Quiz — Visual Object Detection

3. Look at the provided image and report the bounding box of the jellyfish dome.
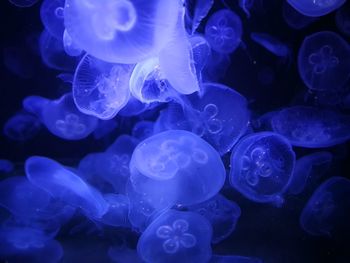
[64,0,180,63]
[129,130,226,206]
[229,132,295,203]
[287,0,346,17]
[298,31,350,92]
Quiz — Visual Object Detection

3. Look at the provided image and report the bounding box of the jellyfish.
[118,96,158,117]
[282,1,318,30]
[40,0,65,40]
[22,95,50,116]
[132,120,155,141]
[129,130,226,206]
[204,9,242,54]
[64,0,179,63]
[25,156,109,219]
[287,0,346,17]
[73,54,133,120]
[98,194,130,227]
[0,159,14,173]
[210,254,263,263]
[298,31,350,92]
[8,0,39,8]
[335,2,350,37]
[269,106,350,148]
[288,152,332,195]
[300,177,350,238]
[229,132,295,204]
[187,194,241,244]
[3,112,41,141]
[63,30,83,57]
[189,34,212,82]
[137,210,212,263]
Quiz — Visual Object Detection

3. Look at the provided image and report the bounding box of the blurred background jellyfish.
[64,0,180,63]
[335,1,350,37]
[3,112,41,141]
[282,1,318,30]
[137,210,212,263]
[300,177,350,239]
[204,9,242,54]
[298,31,350,92]
[229,132,295,204]
[0,159,14,174]
[40,0,65,40]
[73,54,133,120]
[287,0,346,17]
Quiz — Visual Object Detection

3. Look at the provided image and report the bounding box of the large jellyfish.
[287,0,345,17]
[137,210,212,263]
[73,54,133,120]
[64,0,179,63]
[129,130,226,207]
[268,106,350,148]
[229,132,295,204]
[300,177,350,239]
[298,31,350,91]
[204,9,242,54]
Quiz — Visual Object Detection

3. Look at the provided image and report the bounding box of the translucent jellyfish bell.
[287,0,346,17]
[40,0,65,40]
[130,130,226,206]
[283,1,318,30]
[73,54,133,120]
[298,31,350,91]
[204,9,242,54]
[64,0,179,63]
[137,210,212,263]
[3,112,41,141]
[229,132,295,204]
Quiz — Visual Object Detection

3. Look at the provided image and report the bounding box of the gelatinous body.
[0,159,14,173]
[137,210,212,263]
[287,0,345,17]
[63,30,83,57]
[40,0,65,40]
[250,32,290,57]
[130,130,226,206]
[269,106,350,148]
[205,9,242,54]
[229,132,295,203]
[99,194,130,227]
[298,31,350,91]
[300,177,350,238]
[283,1,318,29]
[73,54,133,119]
[64,0,179,63]
[3,112,41,141]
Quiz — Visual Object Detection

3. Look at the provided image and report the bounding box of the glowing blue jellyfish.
[269,106,350,148]
[288,152,332,195]
[210,254,263,263]
[287,0,345,17]
[25,156,109,219]
[0,159,14,173]
[98,194,130,227]
[298,31,350,91]
[188,194,241,244]
[283,1,318,30]
[8,0,39,8]
[229,132,295,204]
[40,0,65,40]
[204,9,242,54]
[129,130,226,206]
[73,54,133,120]
[250,32,291,58]
[63,30,83,57]
[335,2,350,37]
[64,0,179,63]
[300,177,350,237]
[137,210,212,263]
[23,95,49,116]
[3,112,41,141]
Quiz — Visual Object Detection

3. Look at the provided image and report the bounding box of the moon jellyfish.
[335,2,350,37]
[64,0,179,63]
[0,159,14,173]
[25,156,109,219]
[283,1,318,30]
[288,152,332,195]
[287,0,346,17]
[98,194,130,227]
[63,30,83,57]
[40,0,65,40]
[300,177,350,238]
[229,132,295,204]
[129,130,226,206]
[210,254,263,263]
[250,32,290,58]
[8,0,39,8]
[298,31,350,91]
[204,9,242,54]
[73,54,133,120]
[269,106,350,148]
[38,93,98,140]
[137,210,212,263]
[187,194,241,244]
[3,112,41,141]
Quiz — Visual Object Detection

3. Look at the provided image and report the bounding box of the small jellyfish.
[187,194,241,244]
[137,210,212,263]
[229,132,295,204]
[287,0,346,17]
[250,32,291,59]
[298,31,350,92]
[210,254,263,263]
[300,177,350,238]
[64,0,179,63]
[0,159,14,173]
[73,54,133,120]
[283,1,318,30]
[3,112,41,141]
[25,156,109,219]
[130,130,226,206]
[335,2,350,37]
[8,0,39,8]
[205,9,242,54]
[40,0,65,40]
[269,106,350,148]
